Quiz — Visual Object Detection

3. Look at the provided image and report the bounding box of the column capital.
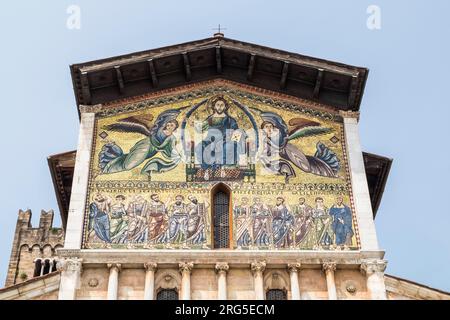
[339,110,360,121]
[322,261,337,273]
[215,262,230,274]
[360,259,387,275]
[79,104,103,114]
[287,263,302,273]
[56,257,83,273]
[107,263,122,272]
[144,262,158,272]
[251,261,266,274]
[179,262,194,274]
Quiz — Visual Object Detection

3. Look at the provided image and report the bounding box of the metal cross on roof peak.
[213,24,226,37]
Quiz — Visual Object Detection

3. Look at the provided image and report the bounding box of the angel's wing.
[149,109,181,136]
[287,118,332,141]
[103,115,154,136]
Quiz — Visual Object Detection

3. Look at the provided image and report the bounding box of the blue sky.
[0,0,449,292]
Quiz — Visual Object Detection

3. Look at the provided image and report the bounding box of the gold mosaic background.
[83,84,359,250]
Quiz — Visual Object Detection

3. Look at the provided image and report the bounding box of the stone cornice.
[56,249,385,268]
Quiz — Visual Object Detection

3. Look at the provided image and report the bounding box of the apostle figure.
[157,195,188,245]
[125,195,149,243]
[251,197,272,247]
[234,197,252,248]
[109,195,128,243]
[329,196,354,246]
[88,193,111,243]
[147,194,167,243]
[271,197,295,248]
[185,195,207,245]
[197,95,242,170]
[313,197,334,247]
[293,197,313,246]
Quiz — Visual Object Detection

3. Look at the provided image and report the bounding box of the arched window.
[157,289,179,300]
[266,289,287,300]
[212,184,231,249]
[33,259,42,277]
[42,259,51,275]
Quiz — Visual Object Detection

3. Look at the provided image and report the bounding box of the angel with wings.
[98,109,182,176]
[258,112,340,182]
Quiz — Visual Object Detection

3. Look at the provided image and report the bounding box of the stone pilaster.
[107,263,122,300]
[57,257,83,300]
[215,263,229,300]
[361,259,388,300]
[251,261,266,300]
[287,263,301,300]
[322,262,337,300]
[179,262,194,300]
[144,263,158,300]
[64,111,96,249]
[341,111,380,251]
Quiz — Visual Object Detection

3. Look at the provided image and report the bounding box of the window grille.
[266,289,287,300]
[157,289,179,300]
[213,190,230,248]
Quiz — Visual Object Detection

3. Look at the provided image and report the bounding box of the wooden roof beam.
[114,66,125,94]
[280,61,289,89]
[313,68,324,99]
[247,54,256,81]
[216,46,222,74]
[347,75,359,108]
[147,59,158,88]
[182,52,192,81]
[80,71,92,104]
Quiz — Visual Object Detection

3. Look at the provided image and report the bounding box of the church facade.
[1,35,449,300]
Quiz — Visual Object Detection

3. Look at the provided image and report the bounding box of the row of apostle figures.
[88,193,208,248]
[88,192,354,249]
[234,196,354,249]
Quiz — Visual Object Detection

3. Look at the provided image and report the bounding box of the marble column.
[323,262,337,300]
[57,258,83,300]
[107,263,121,300]
[251,261,266,300]
[179,262,194,300]
[287,263,301,300]
[361,259,388,300]
[215,263,229,300]
[144,263,158,300]
[40,260,45,276]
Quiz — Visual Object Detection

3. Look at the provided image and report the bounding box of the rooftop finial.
[213,24,226,38]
